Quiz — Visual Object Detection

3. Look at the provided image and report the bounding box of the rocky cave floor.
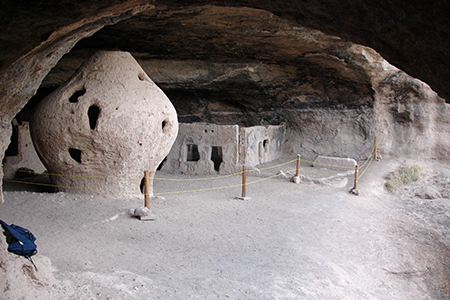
[1,156,450,300]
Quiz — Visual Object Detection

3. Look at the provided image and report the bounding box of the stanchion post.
[242,165,247,198]
[353,165,359,190]
[350,165,359,195]
[144,170,150,210]
[295,154,301,177]
[373,137,378,160]
[236,165,250,200]
[134,170,155,221]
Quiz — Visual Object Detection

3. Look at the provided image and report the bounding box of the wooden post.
[373,136,378,160]
[144,171,150,210]
[353,165,359,191]
[295,154,301,177]
[242,165,247,198]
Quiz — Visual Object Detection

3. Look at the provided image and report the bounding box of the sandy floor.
[1,157,450,299]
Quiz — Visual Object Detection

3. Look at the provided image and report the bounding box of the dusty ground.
[1,156,450,299]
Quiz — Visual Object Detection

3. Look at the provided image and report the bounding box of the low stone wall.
[239,125,285,166]
[313,155,357,170]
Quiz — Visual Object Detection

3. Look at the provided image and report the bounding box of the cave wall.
[374,72,450,161]
[0,1,449,203]
[40,49,449,164]
[1,2,450,297]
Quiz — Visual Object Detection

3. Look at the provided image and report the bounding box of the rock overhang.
[1,1,449,102]
[0,1,448,206]
[39,5,378,119]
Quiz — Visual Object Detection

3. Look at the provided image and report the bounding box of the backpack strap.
[26,256,38,271]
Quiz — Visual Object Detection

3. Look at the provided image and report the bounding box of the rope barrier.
[359,144,376,169]
[3,178,143,196]
[3,157,298,182]
[358,152,374,179]
[3,137,378,196]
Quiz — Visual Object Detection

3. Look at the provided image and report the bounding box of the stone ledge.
[313,156,357,170]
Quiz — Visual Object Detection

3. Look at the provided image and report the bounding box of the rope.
[3,179,143,196]
[4,157,298,182]
[359,144,376,169]
[4,168,293,197]
[3,138,378,194]
[358,152,374,179]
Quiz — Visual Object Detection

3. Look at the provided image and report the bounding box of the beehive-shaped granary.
[30,51,178,197]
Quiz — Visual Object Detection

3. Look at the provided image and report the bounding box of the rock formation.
[0,2,449,298]
[30,51,178,197]
[0,2,448,201]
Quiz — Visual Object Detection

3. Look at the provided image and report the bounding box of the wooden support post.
[295,154,301,177]
[242,165,247,198]
[373,136,378,160]
[144,171,150,210]
[353,165,359,190]
[350,165,359,195]
[235,165,251,200]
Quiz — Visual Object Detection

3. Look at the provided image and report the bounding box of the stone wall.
[161,123,285,175]
[239,125,285,166]
[161,123,240,175]
[2,120,46,179]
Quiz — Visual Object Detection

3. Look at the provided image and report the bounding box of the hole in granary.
[211,146,223,172]
[263,139,269,151]
[88,105,100,130]
[140,177,145,193]
[69,148,82,163]
[138,177,152,194]
[162,119,167,132]
[138,73,145,81]
[187,144,200,162]
[69,88,86,103]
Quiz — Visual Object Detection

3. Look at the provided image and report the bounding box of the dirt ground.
[1,156,450,300]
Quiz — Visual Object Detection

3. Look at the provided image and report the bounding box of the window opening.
[88,105,100,130]
[211,146,223,172]
[263,139,269,151]
[69,88,86,103]
[69,148,82,163]
[187,144,200,161]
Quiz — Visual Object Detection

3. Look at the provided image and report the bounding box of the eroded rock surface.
[32,6,449,163]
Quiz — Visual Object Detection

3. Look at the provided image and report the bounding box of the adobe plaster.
[30,51,178,197]
[162,123,285,175]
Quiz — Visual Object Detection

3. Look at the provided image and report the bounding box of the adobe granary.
[29,51,178,197]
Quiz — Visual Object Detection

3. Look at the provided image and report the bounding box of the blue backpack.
[0,219,38,270]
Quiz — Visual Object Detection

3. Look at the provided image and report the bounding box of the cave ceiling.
[38,5,378,125]
[1,0,450,123]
